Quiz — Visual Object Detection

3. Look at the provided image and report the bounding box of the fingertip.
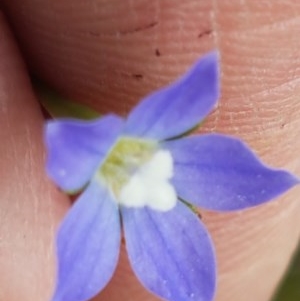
[0,14,69,301]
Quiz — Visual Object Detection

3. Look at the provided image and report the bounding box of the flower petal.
[124,51,219,140]
[45,115,124,191]
[164,134,299,211]
[51,181,121,301]
[122,201,216,301]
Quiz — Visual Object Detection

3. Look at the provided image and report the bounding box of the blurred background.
[272,244,300,301]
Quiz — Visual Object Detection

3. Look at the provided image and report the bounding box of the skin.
[0,1,299,301]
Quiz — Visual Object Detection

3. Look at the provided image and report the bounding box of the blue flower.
[45,52,299,301]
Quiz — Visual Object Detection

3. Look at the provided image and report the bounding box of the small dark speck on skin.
[132,74,143,80]
[89,31,100,36]
[88,21,158,37]
[155,49,161,56]
[120,21,158,35]
[198,29,212,39]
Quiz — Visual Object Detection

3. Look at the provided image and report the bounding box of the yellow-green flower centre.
[99,137,157,196]
[98,137,177,211]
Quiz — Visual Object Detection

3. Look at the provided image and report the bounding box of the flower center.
[98,137,177,211]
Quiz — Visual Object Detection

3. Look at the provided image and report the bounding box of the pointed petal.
[124,52,219,140]
[165,134,299,211]
[122,202,216,301]
[45,115,123,191]
[52,181,121,301]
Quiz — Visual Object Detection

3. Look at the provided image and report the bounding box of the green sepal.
[179,197,202,219]
[164,121,205,142]
[34,79,99,119]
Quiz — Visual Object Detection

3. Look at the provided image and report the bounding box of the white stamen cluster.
[99,137,177,212]
[119,150,177,211]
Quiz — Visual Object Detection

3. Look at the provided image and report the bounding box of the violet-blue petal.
[122,201,216,301]
[45,115,123,191]
[51,181,121,301]
[164,134,299,211]
[124,51,219,140]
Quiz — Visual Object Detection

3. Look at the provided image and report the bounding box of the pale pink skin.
[0,1,300,301]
